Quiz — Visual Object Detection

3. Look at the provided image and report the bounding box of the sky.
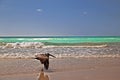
[0,0,120,36]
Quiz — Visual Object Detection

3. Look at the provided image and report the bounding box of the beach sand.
[0,57,120,80]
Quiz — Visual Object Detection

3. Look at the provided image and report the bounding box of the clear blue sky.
[0,0,120,36]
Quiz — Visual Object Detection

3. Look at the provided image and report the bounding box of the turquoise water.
[0,36,120,44]
[0,36,120,58]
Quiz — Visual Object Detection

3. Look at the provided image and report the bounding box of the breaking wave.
[0,42,44,49]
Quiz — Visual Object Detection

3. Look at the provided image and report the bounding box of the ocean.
[0,36,120,43]
[0,36,120,58]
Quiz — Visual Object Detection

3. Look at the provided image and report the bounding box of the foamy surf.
[44,44,107,48]
[0,43,120,59]
[0,42,44,49]
[0,42,108,49]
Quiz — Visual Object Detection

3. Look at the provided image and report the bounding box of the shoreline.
[43,44,107,48]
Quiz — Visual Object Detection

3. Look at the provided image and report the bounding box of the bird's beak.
[49,54,56,58]
[34,57,38,59]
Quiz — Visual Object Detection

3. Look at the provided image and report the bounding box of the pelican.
[35,53,56,70]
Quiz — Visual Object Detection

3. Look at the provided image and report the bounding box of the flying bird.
[35,53,56,70]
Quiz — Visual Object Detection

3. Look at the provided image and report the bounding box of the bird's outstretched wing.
[44,59,49,70]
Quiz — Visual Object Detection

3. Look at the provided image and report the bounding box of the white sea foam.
[1,42,44,49]
[17,38,25,40]
[0,53,120,59]
[33,38,50,40]
[0,53,34,59]
[44,44,107,48]
[0,43,120,59]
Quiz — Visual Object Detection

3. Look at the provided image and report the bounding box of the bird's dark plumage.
[35,53,56,70]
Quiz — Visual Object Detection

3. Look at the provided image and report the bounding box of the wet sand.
[0,57,120,80]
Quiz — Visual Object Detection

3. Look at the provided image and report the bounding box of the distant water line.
[0,36,120,44]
